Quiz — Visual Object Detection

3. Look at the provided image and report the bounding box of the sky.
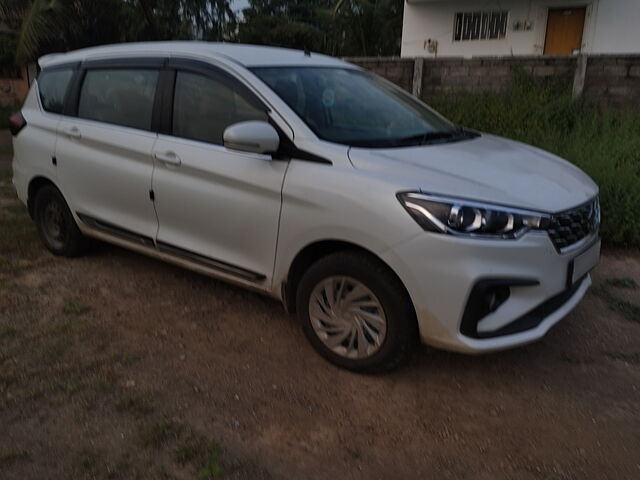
[232,0,250,12]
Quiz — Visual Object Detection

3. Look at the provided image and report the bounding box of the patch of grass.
[176,442,204,465]
[560,353,595,365]
[592,283,640,323]
[604,351,640,364]
[115,393,154,417]
[55,315,90,335]
[62,300,91,316]
[0,448,30,468]
[604,277,638,290]
[0,374,14,393]
[92,375,114,393]
[75,447,99,471]
[40,337,66,362]
[428,71,640,247]
[0,324,17,339]
[0,255,10,269]
[138,419,183,449]
[197,444,226,479]
[119,353,141,367]
[347,446,362,459]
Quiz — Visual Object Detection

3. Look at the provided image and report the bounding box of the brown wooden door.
[544,8,586,54]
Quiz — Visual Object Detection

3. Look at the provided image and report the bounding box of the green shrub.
[426,73,640,247]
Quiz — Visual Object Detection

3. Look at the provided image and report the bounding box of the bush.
[426,73,640,248]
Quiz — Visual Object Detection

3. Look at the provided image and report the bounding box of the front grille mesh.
[546,198,600,251]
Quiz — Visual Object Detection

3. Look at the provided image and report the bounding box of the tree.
[332,0,403,56]
[0,0,236,64]
[238,1,336,53]
[238,0,403,57]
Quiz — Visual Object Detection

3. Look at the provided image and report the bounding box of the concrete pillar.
[572,54,588,98]
[412,57,424,97]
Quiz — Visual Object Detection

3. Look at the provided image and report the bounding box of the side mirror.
[223,121,280,155]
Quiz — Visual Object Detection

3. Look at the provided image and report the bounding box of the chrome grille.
[546,198,600,252]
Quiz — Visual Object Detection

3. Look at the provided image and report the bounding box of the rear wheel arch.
[27,176,59,218]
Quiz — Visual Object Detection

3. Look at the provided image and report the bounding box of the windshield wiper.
[394,127,479,147]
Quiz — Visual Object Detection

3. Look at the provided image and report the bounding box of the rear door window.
[38,69,74,114]
[172,71,267,145]
[78,69,159,131]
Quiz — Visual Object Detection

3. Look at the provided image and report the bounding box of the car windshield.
[252,66,467,148]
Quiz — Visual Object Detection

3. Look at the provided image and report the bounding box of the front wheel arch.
[283,240,416,318]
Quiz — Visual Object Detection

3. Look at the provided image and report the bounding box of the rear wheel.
[296,251,417,373]
[33,184,87,257]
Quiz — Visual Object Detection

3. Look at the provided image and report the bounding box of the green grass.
[62,300,91,316]
[197,444,226,479]
[427,71,640,247]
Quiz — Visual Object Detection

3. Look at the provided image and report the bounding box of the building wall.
[401,0,640,58]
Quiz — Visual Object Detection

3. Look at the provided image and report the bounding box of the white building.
[401,0,640,57]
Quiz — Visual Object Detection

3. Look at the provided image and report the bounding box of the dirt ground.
[1,131,639,479]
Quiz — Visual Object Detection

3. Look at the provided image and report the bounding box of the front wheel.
[296,251,418,373]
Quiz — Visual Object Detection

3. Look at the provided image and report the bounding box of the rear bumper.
[380,231,598,354]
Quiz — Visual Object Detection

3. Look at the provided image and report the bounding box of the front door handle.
[65,126,82,139]
[153,151,181,167]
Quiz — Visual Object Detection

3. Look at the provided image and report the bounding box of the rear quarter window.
[38,69,74,114]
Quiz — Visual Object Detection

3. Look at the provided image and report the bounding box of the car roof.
[39,41,354,69]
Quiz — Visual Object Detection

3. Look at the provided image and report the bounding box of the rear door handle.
[65,126,81,139]
[153,151,181,166]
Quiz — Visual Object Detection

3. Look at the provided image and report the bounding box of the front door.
[151,67,288,286]
[544,7,586,55]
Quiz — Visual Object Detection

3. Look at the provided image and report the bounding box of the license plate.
[571,240,601,285]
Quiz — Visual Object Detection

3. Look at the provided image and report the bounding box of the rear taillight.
[9,112,26,136]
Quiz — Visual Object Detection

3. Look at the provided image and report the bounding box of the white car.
[10,42,600,372]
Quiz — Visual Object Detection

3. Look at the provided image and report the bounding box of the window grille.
[453,11,509,41]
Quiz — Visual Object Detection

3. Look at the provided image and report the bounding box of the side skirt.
[75,213,275,298]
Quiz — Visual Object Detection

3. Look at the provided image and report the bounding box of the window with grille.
[453,11,509,41]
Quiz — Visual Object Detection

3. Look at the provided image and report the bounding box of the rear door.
[55,62,161,243]
[150,62,288,285]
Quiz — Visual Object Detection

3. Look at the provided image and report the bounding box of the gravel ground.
[1,133,639,479]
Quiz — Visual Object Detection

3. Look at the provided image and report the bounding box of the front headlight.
[397,192,550,239]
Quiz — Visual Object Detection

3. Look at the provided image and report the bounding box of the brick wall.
[345,55,640,110]
[420,56,575,97]
[583,55,640,109]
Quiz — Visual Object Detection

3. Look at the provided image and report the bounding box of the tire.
[296,251,418,373]
[33,184,87,257]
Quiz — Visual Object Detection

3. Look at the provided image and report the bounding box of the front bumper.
[380,230,598,354]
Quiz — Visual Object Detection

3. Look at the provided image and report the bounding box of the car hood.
[347,134,598,212]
